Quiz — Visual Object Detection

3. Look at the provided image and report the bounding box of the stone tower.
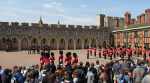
[124,12,131,27]
[145,9,150,24]
[96,14,105,28]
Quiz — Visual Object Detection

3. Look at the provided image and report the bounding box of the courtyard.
[0,50,112,69]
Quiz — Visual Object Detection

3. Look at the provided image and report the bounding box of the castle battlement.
[0,21,98,30]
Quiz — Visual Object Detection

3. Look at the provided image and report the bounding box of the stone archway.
[76,39,82,49]
[103,41,107,48]
[68,39,74,50]
[41,38,47,49]
[11,38,19,50]
[98,41,102,49]
[0,38,2,50]
[0,37,6,50]
[84,39,89,49]
[21,38,28,50]
[31,38,38,47]
[91,38,96,48]
[50,38,57,50]
[59,39,65,50]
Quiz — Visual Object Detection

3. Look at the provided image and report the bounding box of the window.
[144,30,149,38]
[134,31,138,38]
[124,32,128,39]
[144,43,149,49]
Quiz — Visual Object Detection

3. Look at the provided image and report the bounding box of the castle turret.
[114,17,120,28]
[124,12,131,27]
[39,17,43,27]
[96,14,105,28]
[145,9,150,24]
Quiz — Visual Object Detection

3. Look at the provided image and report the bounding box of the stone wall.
[0,22,112,51]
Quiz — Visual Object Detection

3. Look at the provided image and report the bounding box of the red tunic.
[94,48,96,54]
[109,49,113,57]
[59,55,63,63]
[122,48,126,55]
[44,57,50,65]
[90,48,92,55]
[117,48,121,55]
[139,48,142,55]
[103,49,108,56]
[142,49,146,55]
[99,49,101,55]
[72,57,78,64]
[40,56,44,65]
[49,56,55,64]
[127,48,132,56]
[65,57,72,65]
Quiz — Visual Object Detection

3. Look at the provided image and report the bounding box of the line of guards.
[87,47,150,61]
[39,50,79,67]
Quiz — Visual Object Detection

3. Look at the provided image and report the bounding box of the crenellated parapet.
[0,22,9,26]
[0,21,102,31]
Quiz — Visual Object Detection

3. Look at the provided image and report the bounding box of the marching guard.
[72,53,79,65]
[59,50,64,65]
[87,48,90,59]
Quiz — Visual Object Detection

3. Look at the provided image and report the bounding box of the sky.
[0,0,149,25]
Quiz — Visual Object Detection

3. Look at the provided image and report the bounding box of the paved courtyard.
[0,50,113,69]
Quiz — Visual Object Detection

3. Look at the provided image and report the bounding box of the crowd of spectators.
[1,51,150,83]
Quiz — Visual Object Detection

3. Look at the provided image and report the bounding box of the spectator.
[133,60,145,83]
[86,68,94,83]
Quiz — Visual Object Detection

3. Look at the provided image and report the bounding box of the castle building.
[0,17,112,51]
[113,9,150,49]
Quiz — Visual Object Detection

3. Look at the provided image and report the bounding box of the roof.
[112,24,150,32]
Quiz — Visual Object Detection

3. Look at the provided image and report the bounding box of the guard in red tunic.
[87,48,90,59]
[50,52,55,64]
[116,47,120,57]
[109,48,113,60]
[127,47,132,59]
[103,48,107,59]
[99,48,102,58]
[90,48,92,56]
[40,52,45,65]
[113,47,116,58]
[94,48,96,57]
[72,53,78,65]
[59,50,64,65]
[65,52,72,66]
[43,52,50,65]
[122,47,126,59]
[119,47,123,58]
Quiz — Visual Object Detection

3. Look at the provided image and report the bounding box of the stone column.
[18,39,21,51]
[56,39,59,50]
[65,40,68,50]
[74,39,76,50]
[81,40,84,49]
[89,39,91,48]
[28,40,31,50]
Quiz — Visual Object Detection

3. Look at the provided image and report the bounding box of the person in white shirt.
[86,68,94,83]
[142,74,150,83]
